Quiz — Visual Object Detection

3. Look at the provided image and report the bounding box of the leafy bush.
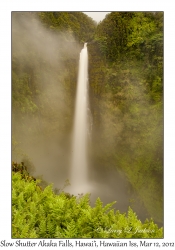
[12,163,163,238]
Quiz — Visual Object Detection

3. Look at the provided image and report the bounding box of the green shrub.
[12,164,163,238]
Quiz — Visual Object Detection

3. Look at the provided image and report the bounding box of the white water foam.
[68,43,91,195]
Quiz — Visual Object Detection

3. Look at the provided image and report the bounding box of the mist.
[12,12,80,186]
[87,63,163,224]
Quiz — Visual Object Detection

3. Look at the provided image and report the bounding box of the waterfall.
[69,43,90,195]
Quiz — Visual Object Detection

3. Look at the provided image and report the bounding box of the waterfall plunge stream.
[69,43,91,195]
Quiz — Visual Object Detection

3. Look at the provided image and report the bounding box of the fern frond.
[47,218,56,237]
[38,220,47,237]
[64,220,78,238]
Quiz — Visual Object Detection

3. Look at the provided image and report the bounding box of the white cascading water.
[69,43,90,195]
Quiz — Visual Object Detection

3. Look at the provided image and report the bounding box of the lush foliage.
[12,163,163,238]
[39,12,96,43]
[12,12,96,141]
[88,12,163,224]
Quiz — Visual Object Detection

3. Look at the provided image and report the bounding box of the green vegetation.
[12,11,163,235]
[88,12,163,224]
[12,163,163,238]
[12,12,96,145]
